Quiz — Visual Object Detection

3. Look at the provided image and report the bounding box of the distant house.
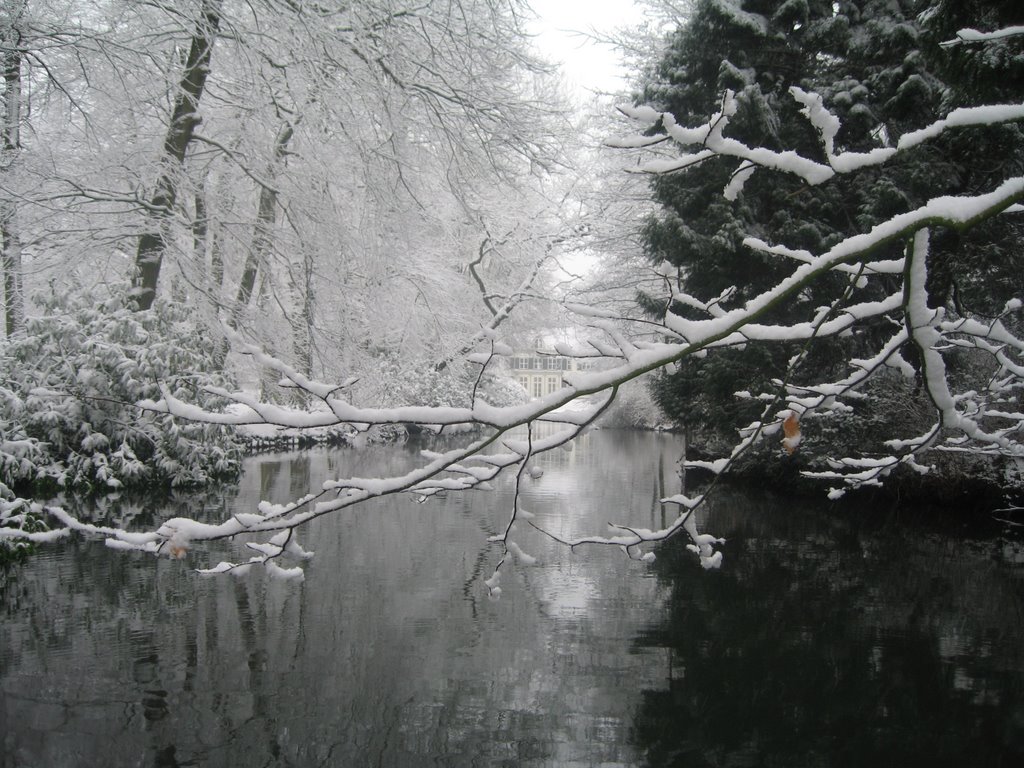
[509,352,594,398]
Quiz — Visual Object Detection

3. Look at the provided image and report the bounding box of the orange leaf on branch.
[782,411,802,455]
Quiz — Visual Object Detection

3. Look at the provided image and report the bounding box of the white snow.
[507,540,537,565]
[943,26,1024,45]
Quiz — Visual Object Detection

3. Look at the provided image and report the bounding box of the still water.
[2,429,1023,767]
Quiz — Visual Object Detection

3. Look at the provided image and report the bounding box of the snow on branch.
[614,89,1024,196]
[941,26,1024,47]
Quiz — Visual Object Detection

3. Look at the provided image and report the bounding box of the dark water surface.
[2,430,1023,767]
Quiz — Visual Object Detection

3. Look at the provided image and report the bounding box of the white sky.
[528,0,646,94]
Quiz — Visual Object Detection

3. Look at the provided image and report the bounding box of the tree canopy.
[636,0,1024,449]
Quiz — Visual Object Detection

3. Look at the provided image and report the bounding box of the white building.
[509,353,594,398]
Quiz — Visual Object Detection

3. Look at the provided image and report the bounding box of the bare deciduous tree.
[0,0,24,335]
[131,0,221,310]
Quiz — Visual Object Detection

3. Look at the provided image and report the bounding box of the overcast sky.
[528,0,646,94]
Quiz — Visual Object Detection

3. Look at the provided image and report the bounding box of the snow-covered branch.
[941,26,1024,47]
[613,88,1024,195]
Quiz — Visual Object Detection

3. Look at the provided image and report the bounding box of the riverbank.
[679,436,1024,521]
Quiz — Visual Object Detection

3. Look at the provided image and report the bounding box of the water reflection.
[633,491,1024,767]
[1,431,1022,767]
[1,432,676,767]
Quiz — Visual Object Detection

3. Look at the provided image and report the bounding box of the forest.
[1,0,1023,576]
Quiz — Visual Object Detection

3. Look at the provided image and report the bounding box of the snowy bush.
[0,287,242,493]
[600,374,665,429]
[371,354,527,412]
[0,495,45,564]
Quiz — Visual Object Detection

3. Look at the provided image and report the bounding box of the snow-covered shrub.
[0,287,242,492]
[476,367,531,409]
[0,494,46,564]
[370,355,527,411]
[600,374,665,429]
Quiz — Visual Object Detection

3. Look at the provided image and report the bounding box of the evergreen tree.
[916,0,1024,316]
[636,0,1022,449]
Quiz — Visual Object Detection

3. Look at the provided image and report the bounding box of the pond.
[2,429,1023,767]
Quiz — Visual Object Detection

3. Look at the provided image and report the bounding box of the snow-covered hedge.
[0,288,242,493]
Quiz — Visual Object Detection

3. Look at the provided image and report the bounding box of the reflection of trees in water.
[264,437,672,766]
[44,478,244,533]
[3,436,685,766]
[26,435,1001,767]
[631,493,1024,767]
[515,428,687,542]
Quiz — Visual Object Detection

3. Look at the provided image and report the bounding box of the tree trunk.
[1,2,24,336]
[286,248,315,406]
[231,120,294,328]
[131,0,222,311]
[1,207,21,336]
[193,181,208,281]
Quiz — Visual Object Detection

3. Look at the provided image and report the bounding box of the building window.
[547,378,558,394]
[533,377,542,397]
